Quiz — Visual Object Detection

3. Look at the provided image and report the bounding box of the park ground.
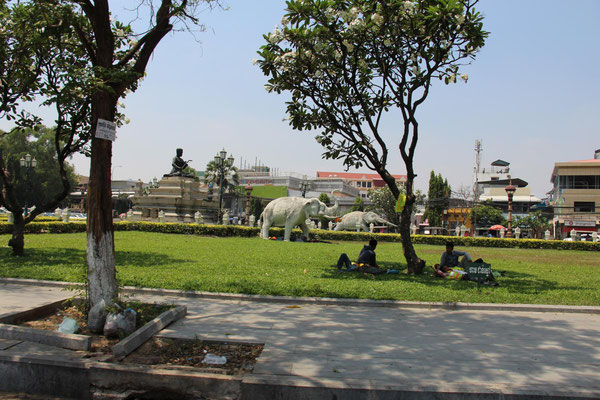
[1,231,599,306]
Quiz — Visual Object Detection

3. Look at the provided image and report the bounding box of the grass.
[1,231,599,306]
[248,185,287,199]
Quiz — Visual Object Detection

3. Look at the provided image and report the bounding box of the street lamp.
[214,149,234,224]
[505,177,516,238]
[19,154,37,215]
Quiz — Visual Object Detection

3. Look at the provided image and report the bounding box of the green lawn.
[1,231,599,306]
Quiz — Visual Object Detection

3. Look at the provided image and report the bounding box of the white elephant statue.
[260,197,338,241]
[334,211,397,232]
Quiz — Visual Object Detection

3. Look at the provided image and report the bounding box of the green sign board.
[467,262,492,283]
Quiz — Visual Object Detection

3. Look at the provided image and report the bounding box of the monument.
[165,148,195,178]
[129,148,218,223]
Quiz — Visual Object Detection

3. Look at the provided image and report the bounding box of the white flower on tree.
[256,0,488,273]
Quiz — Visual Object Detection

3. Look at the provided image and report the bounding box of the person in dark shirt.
[336,239,387,274]
[357,239,379,268]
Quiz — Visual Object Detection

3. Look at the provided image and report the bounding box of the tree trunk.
[399,192,424,274]
[377,162,425,274]
[8,213,25,256]
[86,92,117,310]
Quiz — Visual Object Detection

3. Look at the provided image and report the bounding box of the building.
[475,160,540,219]
[241,173,360,213]
[68,176,141,214]
[549,150,600,238]
[316,171,407,199]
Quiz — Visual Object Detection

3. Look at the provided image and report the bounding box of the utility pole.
[472,140,482,236]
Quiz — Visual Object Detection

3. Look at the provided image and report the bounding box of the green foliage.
[113,195,132,216]
[0,2,46,126]
[471,201,506,228]
[423,170,451,226]
[256,0,488,185]
[2,221,598,252]
[1,231,599,305]
[1,1,93,255]
[351,196,364,212]
[257,0,488,269]
[249,197,265,220]
[0,221,86,234]
[515,210,551,238]
[204,160,240,194]
[367,185,401,228]
[0,127,78,210]
[318,192,330,205]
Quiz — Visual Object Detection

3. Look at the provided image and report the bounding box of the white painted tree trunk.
[87,232,117,308]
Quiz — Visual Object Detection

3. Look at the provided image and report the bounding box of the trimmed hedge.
[1,221,598,251]
[0,221,86,234]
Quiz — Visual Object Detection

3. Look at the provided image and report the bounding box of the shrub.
[0,221,598,251]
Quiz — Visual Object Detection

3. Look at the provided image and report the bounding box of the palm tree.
[204,160,239,193]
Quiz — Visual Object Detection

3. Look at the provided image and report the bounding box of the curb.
[3,278,600,314]
[111,306,187,359]
[242,374,600,400]
[0,323,91,351]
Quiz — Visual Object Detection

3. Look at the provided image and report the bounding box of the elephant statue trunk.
[322,197,339,218]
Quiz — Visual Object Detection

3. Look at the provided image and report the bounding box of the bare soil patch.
[120,337,264,375]
[18,305,263,374]
[20,305,118,353]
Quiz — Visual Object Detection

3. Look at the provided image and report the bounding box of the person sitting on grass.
[434,241,472,278]
[336,239,397,275]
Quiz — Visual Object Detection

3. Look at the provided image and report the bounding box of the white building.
[475,160,540,218]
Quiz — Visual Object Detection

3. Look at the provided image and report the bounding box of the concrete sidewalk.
[2,280,600,399]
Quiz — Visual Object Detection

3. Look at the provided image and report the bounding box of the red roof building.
[317,171,407,198]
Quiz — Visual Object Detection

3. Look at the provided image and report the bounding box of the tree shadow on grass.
[319,259,413,282]
[319,261,584,296]
[0,247,188,270]
[0,247,87,269]
[115,251,188,268]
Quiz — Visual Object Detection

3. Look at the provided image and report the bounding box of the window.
[367,182,372,188]
[574,202,595,212]
[559,175,600,189]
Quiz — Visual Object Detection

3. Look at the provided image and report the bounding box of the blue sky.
[7,0,600,198]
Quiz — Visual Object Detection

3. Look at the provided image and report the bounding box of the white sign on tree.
[95,119,116,141]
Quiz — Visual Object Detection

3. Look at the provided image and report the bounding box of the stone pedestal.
[130,176,218,223]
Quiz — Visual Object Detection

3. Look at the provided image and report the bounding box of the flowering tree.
[257,0,487,273]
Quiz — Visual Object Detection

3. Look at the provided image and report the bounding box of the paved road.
[2,280,600,398]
